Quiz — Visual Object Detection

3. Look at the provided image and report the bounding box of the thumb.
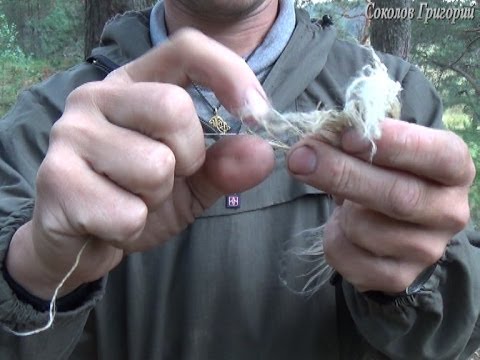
[189,135,275,209]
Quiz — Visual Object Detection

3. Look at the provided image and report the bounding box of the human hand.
[6,29,274,299]
[287,119,475,293]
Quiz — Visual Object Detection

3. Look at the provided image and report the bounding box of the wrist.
[5,221,84,300]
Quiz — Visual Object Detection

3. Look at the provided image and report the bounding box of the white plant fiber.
[242,48,402,152]
[242,48,402,294]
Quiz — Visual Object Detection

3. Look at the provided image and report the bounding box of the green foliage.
[0,57,58,116]
[0,12,35,115]
[0,13,26,61]
[410,0,479,128]
[0,0,84,61]
[29,0,84,63]
[444,106,477,130]
[0,1,82,117]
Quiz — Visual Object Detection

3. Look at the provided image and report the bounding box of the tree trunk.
[84,0,156,59]
[370,0,412,60]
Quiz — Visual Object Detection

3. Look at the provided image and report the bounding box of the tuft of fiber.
[241,48,402,153]
[279,225,334,296]
[243,48,402,295]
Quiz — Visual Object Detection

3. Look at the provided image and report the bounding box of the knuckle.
[454,203,471,230]
[466,158,477,186]
[154,86,195,132]
[444,198,470,232]
[106,66,133,84]
[99,200,148,245]
[414,239,446,265]
[140,147,176,194]
[66,82,120,119]
[117,202,148,241]
[328,158,352,194]
[444,132,475,184]
[458,141,476,186]
[425,245,446,265]
[430,187,471,232]
[66,82,100,107]
[386,178,422,219]
[50,115,95,146]
[49,119,68,142]
[36,150,70,192]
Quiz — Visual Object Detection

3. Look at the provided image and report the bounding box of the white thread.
[4,240,91,336]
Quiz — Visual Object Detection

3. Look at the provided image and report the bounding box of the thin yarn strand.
[4,239,91,337]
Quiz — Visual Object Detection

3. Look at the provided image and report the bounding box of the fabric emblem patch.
[225,194,240,209]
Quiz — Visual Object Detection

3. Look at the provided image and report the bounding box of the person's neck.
[163,0,279,57]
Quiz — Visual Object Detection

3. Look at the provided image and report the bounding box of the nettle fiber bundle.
[244,49,402,152]
[244,49,402,294]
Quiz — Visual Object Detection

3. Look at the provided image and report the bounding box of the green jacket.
[1,8,479,360]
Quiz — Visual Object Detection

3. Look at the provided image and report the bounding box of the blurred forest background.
[0,0,478,228]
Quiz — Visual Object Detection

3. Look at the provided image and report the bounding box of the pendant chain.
[191,83,221,116]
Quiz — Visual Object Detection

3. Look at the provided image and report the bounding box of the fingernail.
[288,146,317,175]
[241,87,270,122]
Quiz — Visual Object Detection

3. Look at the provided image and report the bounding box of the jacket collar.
[94,8,337,112]
[264,9,337,112]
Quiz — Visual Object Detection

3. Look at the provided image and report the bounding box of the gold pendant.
[208,109,231,134]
